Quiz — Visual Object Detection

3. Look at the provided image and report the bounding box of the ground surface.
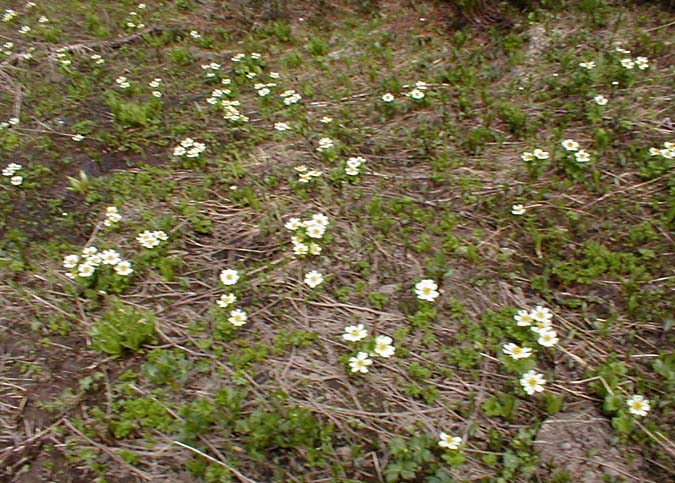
[0,1,674,482]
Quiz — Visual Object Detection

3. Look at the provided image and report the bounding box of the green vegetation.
[0,1,673,482]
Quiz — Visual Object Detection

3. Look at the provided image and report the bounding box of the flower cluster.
[63,246,133,279]
[55,50,72,67]
[316,137,335,153]
[405,81,428,100]
[280,89,302,105]
[521,148,550,162]
[206,88,232,105]
[415,279,439,302]
[136,230,168,249]
[2,41,14,56]
[2,9,18,23]
[561,138,591,163]
[221,100,248,123]
[124,8,146,30]
[343,324,396,373]
[148,78,162,98]
[0,117,18,130]
[620,56,649,70]
[172,138,206,158]
[255,82,277,97]
[294,165,322,184]
[201,62,221,78]
[503,305,559,395]
[103,206,122,227]
[285,213,329,256]
[216,269,248,327]
[2,163,23,186]
[115,76,131,89]
[344,156,366,176]
[648,141,674,160]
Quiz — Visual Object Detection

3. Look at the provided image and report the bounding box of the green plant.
[90,301,156,356]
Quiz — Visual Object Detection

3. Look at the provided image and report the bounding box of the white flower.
[217,293,237,308]
[304,270,324,288]
[537,329,559,347]
[593,94,608,106]
[311,213,330,227]
[308,243,322,255]
[190,30,201,39]
[626,394,651,417]
[63,254,80,269]
[258,87,271,97]
[250,52,262,60]
[407,88,425,100]
[2,163,22,176]
[574,149,591,163]
[533,149,550,160]
[531,318,553,334]
[415,279,439,302]
[316,137,334,152]
[285,218,303,231]
[579,61,595,70]
[270,72,281,79]
[292,241,309,256]
[530,306,552,323]
[305,222,326,239]
[373,335,395,358]
[19,25,31,34]
[220,269,240,286]
[620,58,635,69]
[503,343,532,360]
[10,175,23,186]
[78,263,96,278]
[228,309,248,327]
[8,117,19,125]
[72,134,84,142]
[345,166,359,176]
[173,146,186,156]
[520,370,546,395]
[100,249,121,265]
[381,93,394,103]
[349,352,372,373]
[561,139,579,151]
[87,254,102,267]
[137,230,160,249]
[274,122,290,131]
[346,156,365,169]
[511,204,526,215]
[438,432,461,450]
[521,151,534,162]
[514,309,533,327]
[152,91,162,98]
[38,16,49,23]
[82,246,98,258]
[320,116,332,123]
[114,260,133,276]
[635,56,649,70]
[343,324,368,342]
